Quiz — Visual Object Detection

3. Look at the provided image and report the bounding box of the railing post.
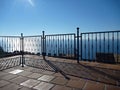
[77,27,79,63]
[42,31,46,59]
[20,33,24,67]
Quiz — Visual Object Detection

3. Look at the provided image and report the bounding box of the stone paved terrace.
[0,55,120,90]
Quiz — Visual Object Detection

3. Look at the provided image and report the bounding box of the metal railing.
[80,30,120,63]
[45,33,76,59]
[0,36,20,58]
[0,29,120,64]
[24,35,42,55]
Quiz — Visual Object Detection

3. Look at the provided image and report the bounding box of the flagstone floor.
[0,56,120,90]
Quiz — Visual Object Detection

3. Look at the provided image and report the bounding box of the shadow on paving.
[25,57,55,72]
[11,56,120,86]
[25,55,120,86]
[25,56,70,80]
[0,56,20,71]
[50,60,120,86]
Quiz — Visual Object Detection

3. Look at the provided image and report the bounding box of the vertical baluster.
[55,36,57,56]
[95,34,97,62]
[58,35,59,56]
[33,37,35,53]
[1,37,2,51]
[4,37,5,52]
[14,37,15,52]
[65,35,67,57]
[117,32,119,63]
[80,33,82,60]
[15,38,17,52]
[2,37,4,53]
[59,35,60,56]
[3,37,5,51]
[7,37,8,52]
[47,36,48,54]
[47,36,49,55]
[103,33,105,61]
[48,36,50,54]
[8,37,11,52]
[91,33,93,61]
[54,36,57,55]
[108,32,109,53]
[84,34,86,60]
[25,38,26,52]
[13,38,15,52]
[39,37,40,54]
[100,33,102,62]
[74,34,76,59]
[15,38,16,52]
[60,35,62,57]
[31,37,33,53]
[0,37,1,49]
[88,34,90,60]
[16,38,18,52]
[4,37,6,52]
[63,35,65,56]
[50,36,52,55]
[6,37,8,52]
[31,37,33,54]
[28,38,30,52]
[62,35,64,56]
[5,37,7,52]
[32,37,33,53]
[55,35,57,56]
[45,36,47,55]
[17,38,18,52]
[70,35,72,58]
[35,37,37,53]
[53,36,54,56]
[99,33,101,53]
[53,36,55,55]
[34,37,36,53]
[44,36,46,54]
[68,35,70,58]
[18,37,20,51]
[12,37,15,53]
[30,38,31,53]
[17,37,20,51]
[103,33,105,53]
[28,38,29,52]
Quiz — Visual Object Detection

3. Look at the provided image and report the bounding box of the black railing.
[0,29,120,64]
[24,35,42,55]
[45,33,76,59]
[80,30,120,63]
[0,36,20,58]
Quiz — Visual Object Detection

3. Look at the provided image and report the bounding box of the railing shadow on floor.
[46,59,120,86]
[78,63,120,82]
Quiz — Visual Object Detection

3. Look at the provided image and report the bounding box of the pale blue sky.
[0,0,120,36]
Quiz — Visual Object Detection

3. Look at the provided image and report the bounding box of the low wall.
[96,53,120,64]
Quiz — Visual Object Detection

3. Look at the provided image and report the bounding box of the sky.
[0,0,120,36]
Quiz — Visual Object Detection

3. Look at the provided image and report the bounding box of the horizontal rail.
[0,36,20,38]
[24,35,42,37]
[81,30,120,34]
[45,33,75,36]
